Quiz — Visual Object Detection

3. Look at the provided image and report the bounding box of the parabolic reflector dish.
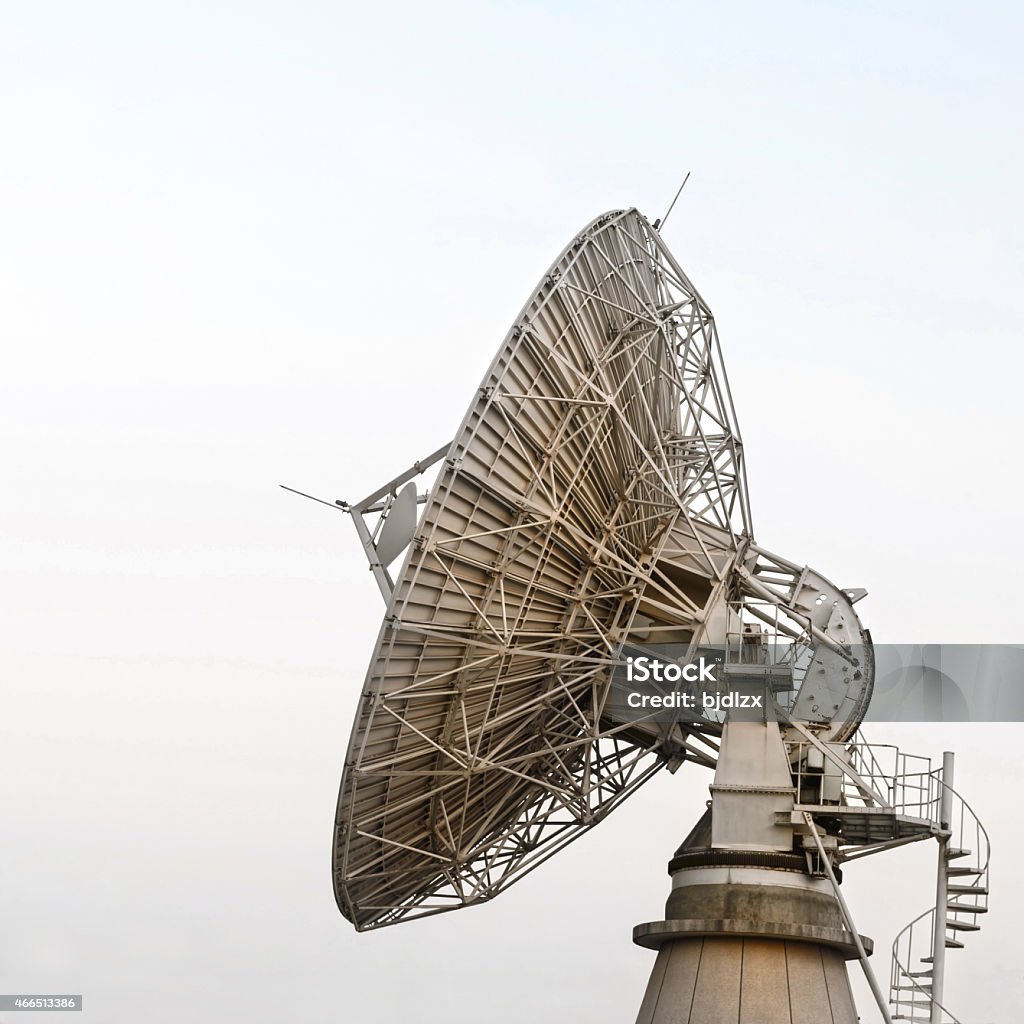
[333,208,872,930]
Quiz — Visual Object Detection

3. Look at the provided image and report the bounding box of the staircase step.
[947,865,982,876]
[947,901,987,913]
[894,984,932,992]
[921,941,965,960]
[947,920,981,932]
[948,883,988,895]
[892,1016,932,1022]
[947,847,972,859]
[904,970,934,978]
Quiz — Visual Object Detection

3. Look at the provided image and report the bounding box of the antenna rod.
[803,813,894,1024]
[279,484,348,511]
[658,171,690,230]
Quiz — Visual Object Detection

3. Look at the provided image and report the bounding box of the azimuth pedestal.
[633,832,870,1024]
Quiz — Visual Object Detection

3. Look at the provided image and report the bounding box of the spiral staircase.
[786,730,990,1024]
[889,775,990,1023]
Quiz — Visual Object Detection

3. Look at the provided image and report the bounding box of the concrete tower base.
[632,808,870,1024]
[634,936,859,1024]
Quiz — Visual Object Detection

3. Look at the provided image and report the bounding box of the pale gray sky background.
[2,2,1022,1022]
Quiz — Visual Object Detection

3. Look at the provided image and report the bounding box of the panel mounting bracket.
[346,442,451,604]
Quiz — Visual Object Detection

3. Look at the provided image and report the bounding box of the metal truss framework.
[333,209,871,930]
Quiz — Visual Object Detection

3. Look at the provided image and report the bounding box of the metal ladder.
[889,755,990,1023]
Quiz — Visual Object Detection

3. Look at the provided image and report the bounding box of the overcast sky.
[2,2,1022,1022]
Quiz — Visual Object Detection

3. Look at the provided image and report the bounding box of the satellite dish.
[329,209,873,931]
[293,205,989,1024]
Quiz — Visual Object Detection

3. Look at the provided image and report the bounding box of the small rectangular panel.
[633,947,671,1024]
[647,939,703,1022]
[689,938,743,1024]
[785,942,832,1024]
[820,948,859,1024]
[739,940,791,1024]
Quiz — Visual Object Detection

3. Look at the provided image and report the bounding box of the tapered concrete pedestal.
[633,824,870,1024]
[633,934,859,1024]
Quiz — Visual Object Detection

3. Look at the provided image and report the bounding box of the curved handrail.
[889,773,990,1023]
[890,907,962,1023]
[935,772,991,877]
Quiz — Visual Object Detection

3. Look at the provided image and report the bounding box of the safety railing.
[890,907,962,1023]
[788,734,940,818]
[889,775,990,1024]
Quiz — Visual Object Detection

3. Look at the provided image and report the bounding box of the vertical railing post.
[930,751,954,1023]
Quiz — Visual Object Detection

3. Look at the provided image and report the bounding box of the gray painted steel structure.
[317,208,989,1023]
